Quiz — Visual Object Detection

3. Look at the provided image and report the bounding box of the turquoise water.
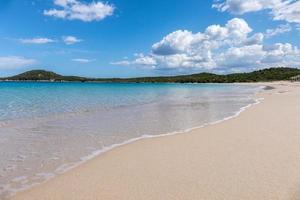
[0,82,260,198]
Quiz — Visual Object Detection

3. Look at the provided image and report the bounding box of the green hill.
[1,67,300,83]
[100,67,300,83]
[3,70,87,82]
[7,70,62,81]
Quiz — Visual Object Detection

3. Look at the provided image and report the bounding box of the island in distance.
[1,67,300,83]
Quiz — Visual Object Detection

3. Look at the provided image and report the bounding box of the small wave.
[0,85,263,199]
[3,94,263,199]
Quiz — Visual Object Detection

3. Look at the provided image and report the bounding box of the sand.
[12,82,300,200]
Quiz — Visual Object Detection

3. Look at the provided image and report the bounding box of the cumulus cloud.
[217,44,291,68]
[244,33,264,45]
[62,36,82,45]
[133,54,157,66]
[210,42,300,70]
[151,30,199,55]
[262,43,299,63]
[72,58,93,63]
[111,18,300,72]
[152,18,253,57]
[20,37,55,44]
[213,0,300,24]
[44,0,114,22]
[265,24,292,38]
[0,56,37,69]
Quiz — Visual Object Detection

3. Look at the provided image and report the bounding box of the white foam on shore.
[1,90,264,199]
[52,96,264,175]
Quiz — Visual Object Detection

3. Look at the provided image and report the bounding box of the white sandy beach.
[11,82,300,200]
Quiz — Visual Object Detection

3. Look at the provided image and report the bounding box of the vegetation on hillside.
[1,67,300,83]
[3,70,88,82]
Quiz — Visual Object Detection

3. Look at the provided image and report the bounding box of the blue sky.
[0,0,300,77]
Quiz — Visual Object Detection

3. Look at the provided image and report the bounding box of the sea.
[0,82,262,198]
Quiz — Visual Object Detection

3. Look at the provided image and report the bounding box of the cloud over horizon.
[112,18,300,73]
[1,0,299,76]
[0,56,37,69]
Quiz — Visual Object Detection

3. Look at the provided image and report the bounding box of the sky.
[0,0,300,78]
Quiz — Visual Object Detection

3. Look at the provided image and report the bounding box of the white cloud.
[151,30,200,55]
[244,33,264,45]
[19,36,82,45]
[214,42,300,69]
[217,45,265,68]
[0,56,37,69]
[111,54,157,67]
[63,36,82,45]
[112,18,300,72]
[54,0,77,7]
[212,0,280,15]
[44,9,67,18]
[149,18,257,70]
[44,0,114,22]
[151,18,252,58]
[72,58,93,63]
[20,37,55,44]
[213,0,300,24]
[110,60,131,66]
[262,43,299,63]
[191,42,300,73]
[133,54,157,66]
[265,24,292,38]
[272,1,300,23]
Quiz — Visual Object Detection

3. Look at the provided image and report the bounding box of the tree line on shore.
[1,67,300,83]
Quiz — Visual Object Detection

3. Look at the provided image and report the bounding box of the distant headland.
[1,67,300,83]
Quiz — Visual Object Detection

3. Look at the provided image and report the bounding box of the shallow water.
[0,82,260,198]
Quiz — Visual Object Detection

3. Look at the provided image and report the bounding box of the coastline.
[11,81,300,200]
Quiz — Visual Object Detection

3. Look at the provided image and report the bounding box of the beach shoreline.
[11,81,300,200]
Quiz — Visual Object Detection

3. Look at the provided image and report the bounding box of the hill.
[1,68,300,83]
[97,67,300,83]
[7,70,62,81]
[3,70,88,82]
